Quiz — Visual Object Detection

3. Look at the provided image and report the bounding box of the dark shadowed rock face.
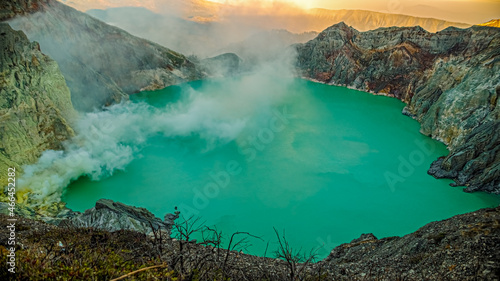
[295,23,500,193]
[0,22,75,187]
[2,0,205,111]
[64,199,177,235]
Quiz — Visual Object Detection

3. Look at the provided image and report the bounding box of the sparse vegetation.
[1,206,500,280]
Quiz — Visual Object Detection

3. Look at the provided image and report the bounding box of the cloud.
[17,57,297,210]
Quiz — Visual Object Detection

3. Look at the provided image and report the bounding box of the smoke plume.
[17,56,297,209]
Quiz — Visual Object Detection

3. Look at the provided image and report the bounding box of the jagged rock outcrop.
[295,23,500,193]
[1,0,204,111]
[63,199,178,235]
[0,23,75,187]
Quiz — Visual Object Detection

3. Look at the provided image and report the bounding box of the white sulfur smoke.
[17,60,296,208]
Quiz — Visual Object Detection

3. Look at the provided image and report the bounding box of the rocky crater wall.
[3,0,205,112]
[0,22,76,187]
[295,23,500,193]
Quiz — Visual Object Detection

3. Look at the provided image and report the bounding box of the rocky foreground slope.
[295,23,500,194]
[0,23,75,187]
[1,201,499,280]
[1,0,204,111]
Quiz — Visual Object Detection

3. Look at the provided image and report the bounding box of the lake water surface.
[63,78,500,257]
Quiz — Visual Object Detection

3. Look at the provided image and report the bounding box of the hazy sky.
[209,0,500,23]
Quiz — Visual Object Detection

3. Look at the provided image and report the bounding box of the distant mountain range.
[478,19,500,28]
[301,9,471,33]
[64,0,471,33]
[60,0,221,21]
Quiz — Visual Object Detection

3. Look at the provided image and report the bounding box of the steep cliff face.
[2,0,204,111]
[295,23,500,193]
[0,23,75,187]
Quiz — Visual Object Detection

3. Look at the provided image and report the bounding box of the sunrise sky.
[209,0,500,23]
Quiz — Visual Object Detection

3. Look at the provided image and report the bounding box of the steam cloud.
[86,4,317,60]
[17,58,297,209]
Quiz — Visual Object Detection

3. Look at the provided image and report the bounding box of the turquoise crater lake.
[63,78,500,258]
